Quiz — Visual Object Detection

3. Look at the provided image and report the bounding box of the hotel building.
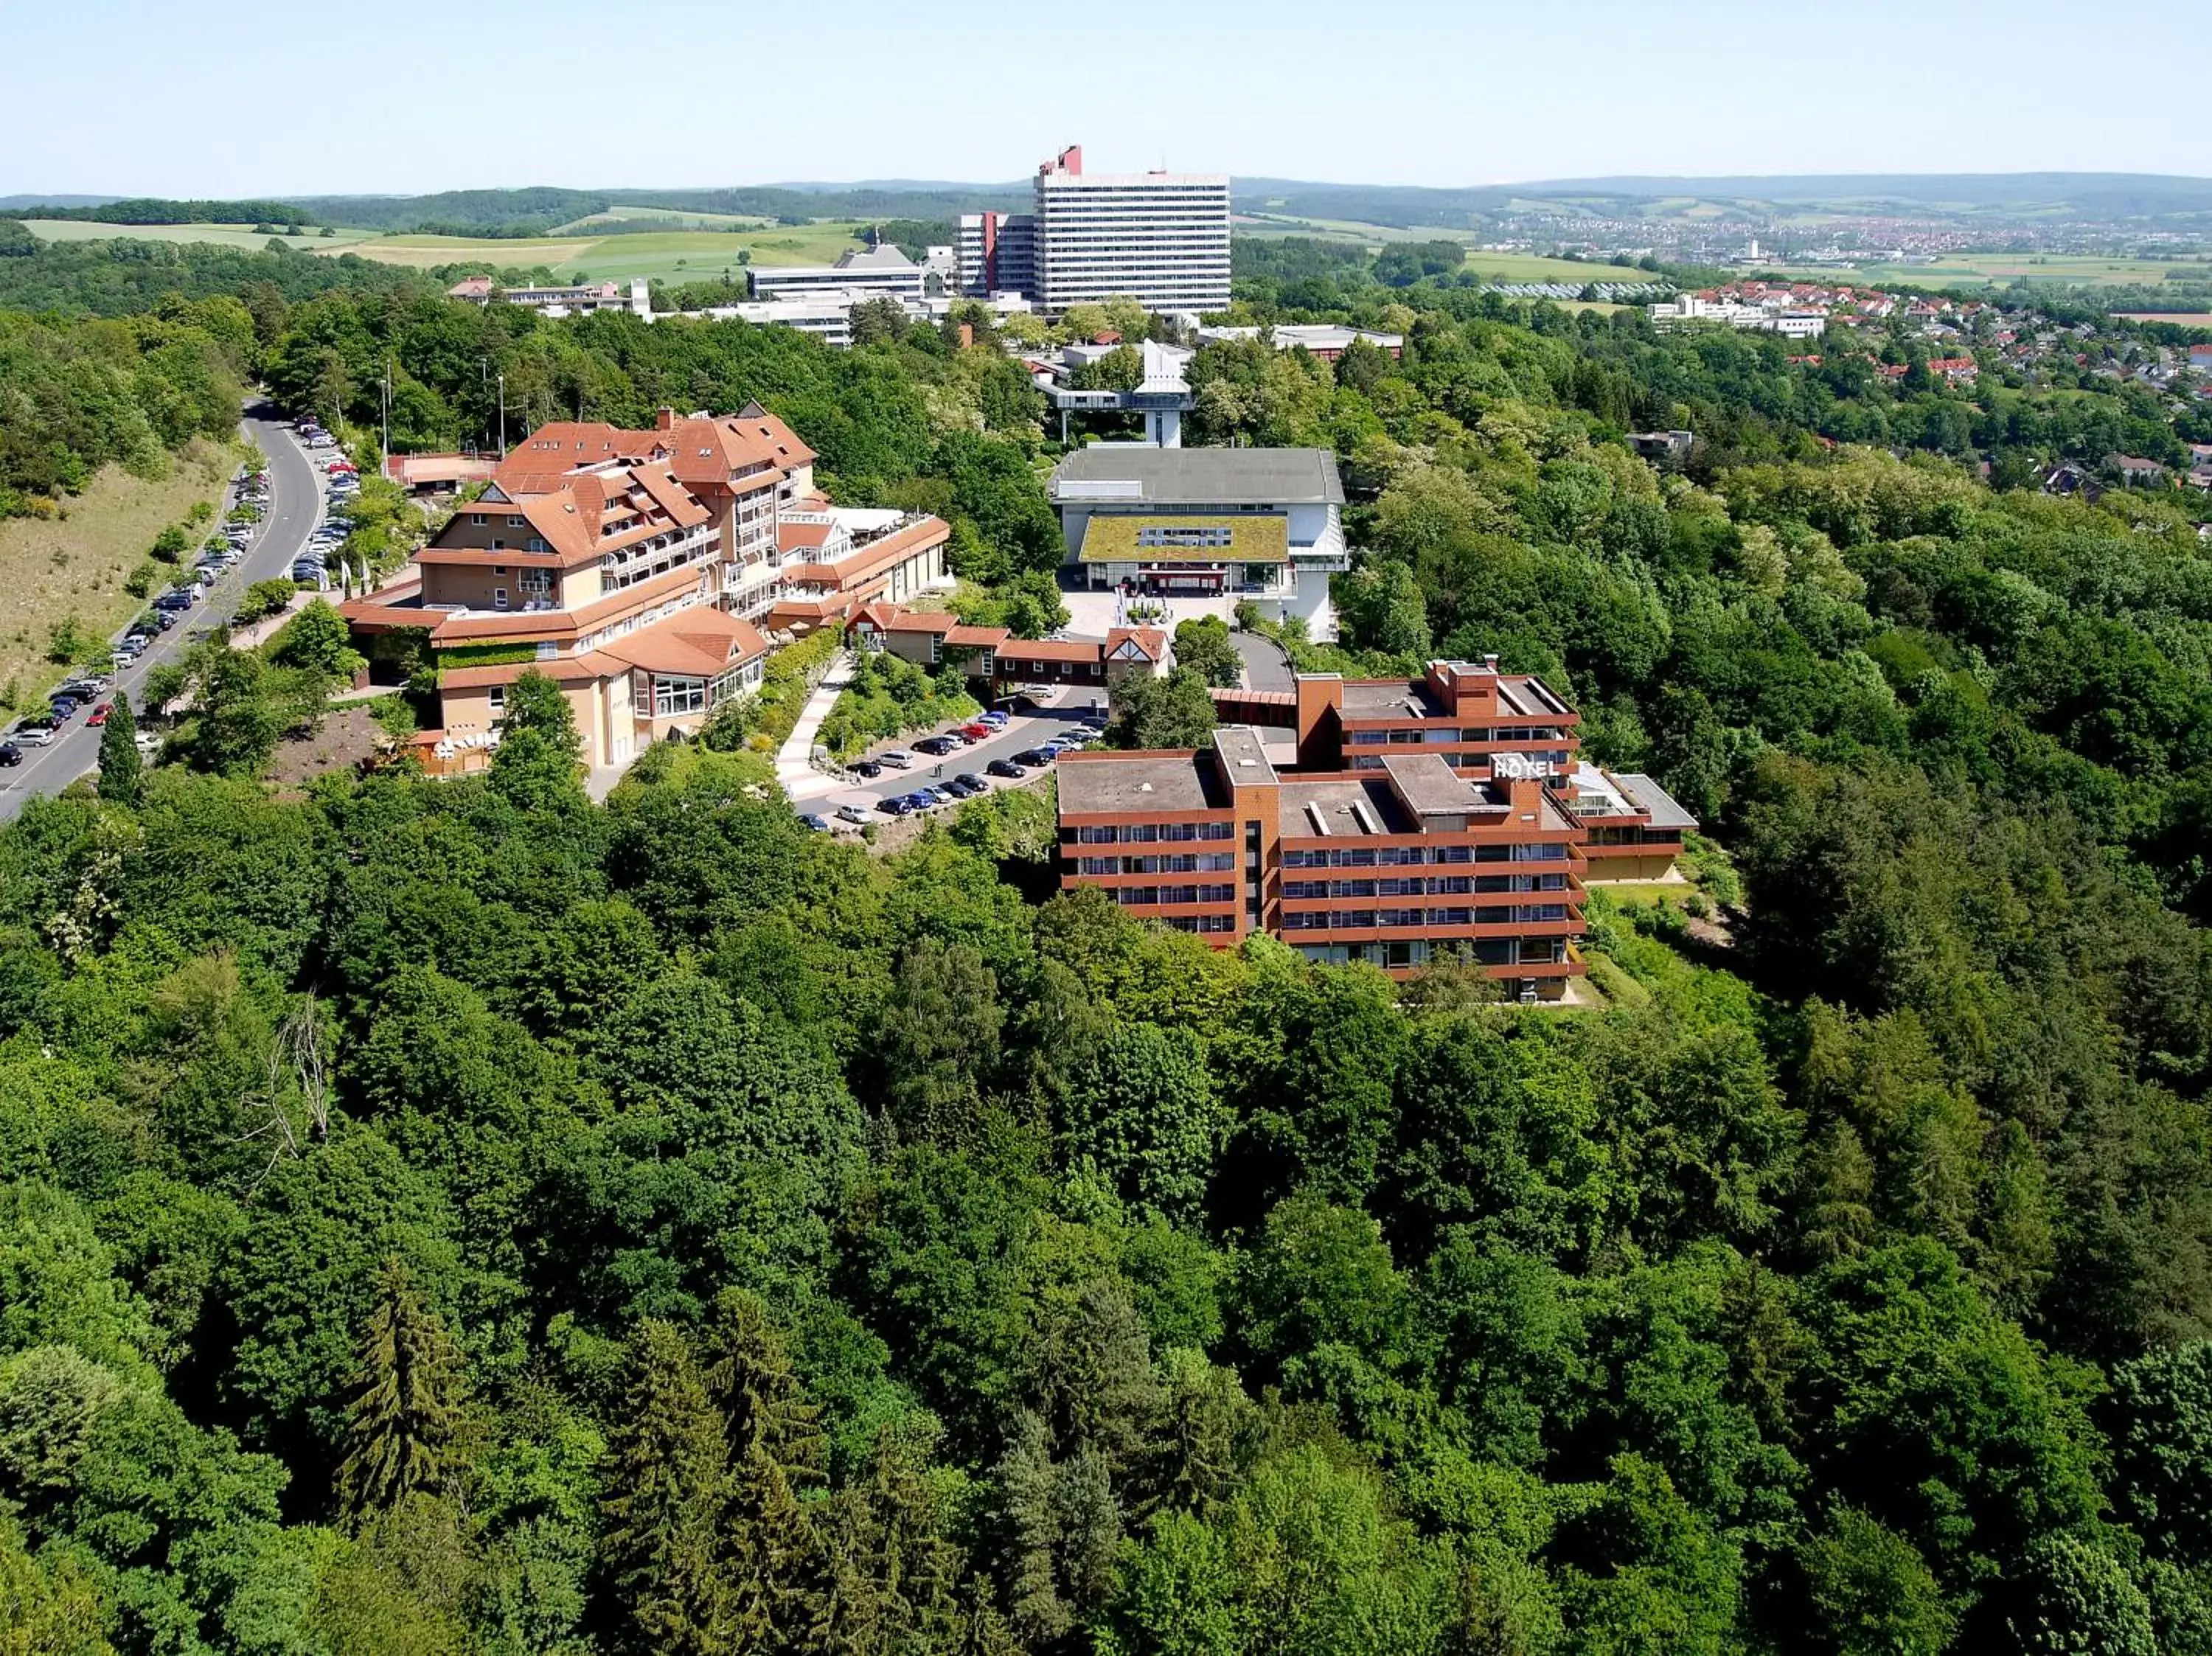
[1057,660,1698,993]
[340,405,950,770]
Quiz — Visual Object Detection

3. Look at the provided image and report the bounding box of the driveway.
[1231,628,1293,691]
[0,402,324,818]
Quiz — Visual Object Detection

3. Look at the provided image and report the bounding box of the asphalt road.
[1231,628,1294,692]
[809,685,1104,829]
[0,402,324,818]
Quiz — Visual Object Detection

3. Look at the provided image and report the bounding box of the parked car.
[13,723,54,747]
[879,749,914,770]
[902,791,939,813]
[851,759,883,779]
[796,813,831,832]
[1014,747,1059,767]
[86,703,111,727]
[835,804,871,825]
[0,741,20,767]
[48,697,77,721]
[914,735,957,757]
[877,796,914,817]
[133,730,160,756]
[925,785,957,807]
[948,773,987,798]
[61,676,109,698]
[986,758,1026,779]
[978,710,1009,728]
[959,722,994,741]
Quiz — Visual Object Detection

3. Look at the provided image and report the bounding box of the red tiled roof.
[1106,627,1166,661]
[597,608,771,678]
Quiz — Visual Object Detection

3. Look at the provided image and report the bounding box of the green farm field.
[1759,252,2212,291]
[14,217,885,285]
[331,221,878,282]
[21,220,380,251]
[1235,216,1641,285]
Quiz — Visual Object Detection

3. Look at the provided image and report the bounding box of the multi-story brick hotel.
[1057,658,1696,996]
[341,405,950,770]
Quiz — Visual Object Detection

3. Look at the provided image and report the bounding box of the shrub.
[125,561,161,598]
[236,579,299,626]
[150,525,191,563]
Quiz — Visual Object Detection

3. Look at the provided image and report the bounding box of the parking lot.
[799,683,1105,832]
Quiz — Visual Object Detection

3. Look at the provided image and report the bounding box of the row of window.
[1281,843,1569,868]
[1163,915,1238,936]
[1349,751,1569,773]
[1077,853,1238,875]
[1281,905,1571,932]
[1111,884,1237,908]
[1295,939,1566,970]
[1348,726,1569,745]
[630,657,764,720]
[1283,874,1569,900]
[1071,822,1235,844]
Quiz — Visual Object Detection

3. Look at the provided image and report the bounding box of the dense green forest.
[6,232,2212,1655]
[0,301,253,517]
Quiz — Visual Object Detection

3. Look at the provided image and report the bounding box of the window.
[487,684,506,716]
[470,513,486,526]
[518,569,552,596]
[493,588,508,610]
[652,677,708,718]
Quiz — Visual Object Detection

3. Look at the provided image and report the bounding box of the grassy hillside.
[0,439,234,705]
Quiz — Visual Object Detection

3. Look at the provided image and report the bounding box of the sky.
[3,0,2208,198]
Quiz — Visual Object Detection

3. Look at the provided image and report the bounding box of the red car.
[87,703,112,726]
[959,722,993,742]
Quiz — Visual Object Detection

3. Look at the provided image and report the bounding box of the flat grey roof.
[1211,726,1279,784]
[1380,754,1492,816]
[1056,751,1223,814]
[1613,772,1700,830]
[1338,681,1445,717]
[1278,779,1412,838]
[1052,445,1345,507]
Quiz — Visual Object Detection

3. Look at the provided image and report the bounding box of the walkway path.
[775,650,855,800]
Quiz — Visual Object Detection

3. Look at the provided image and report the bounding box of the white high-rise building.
[958,146,1231,319]
[1032,146,1230,318]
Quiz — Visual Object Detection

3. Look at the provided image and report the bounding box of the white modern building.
[748,243,927,305]
[1051,445,1346,635]
[956,145,1231,319]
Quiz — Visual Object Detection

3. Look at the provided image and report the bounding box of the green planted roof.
[1077,514,1290,564]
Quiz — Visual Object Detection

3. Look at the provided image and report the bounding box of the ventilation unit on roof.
[1350,799,1382,834]
[1306,802,1333,836]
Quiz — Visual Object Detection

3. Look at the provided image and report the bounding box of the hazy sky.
[4,0,2207,197]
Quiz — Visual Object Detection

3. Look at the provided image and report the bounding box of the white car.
[13,725,55,748]
[835,804,870,825]
[879,749,914,769]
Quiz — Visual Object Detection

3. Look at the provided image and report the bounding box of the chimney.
[1481,653,1500,674]
[958,323,975,349]
[656,407,675,433]
[1507,775,1543,818]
